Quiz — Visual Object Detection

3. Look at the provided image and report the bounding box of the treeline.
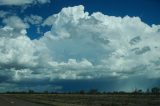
[5,87,160,94]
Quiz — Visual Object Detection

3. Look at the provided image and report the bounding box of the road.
[0,95,49,106]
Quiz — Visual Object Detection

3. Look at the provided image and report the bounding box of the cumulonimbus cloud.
[43,5,160,78]
[0,5,160,91]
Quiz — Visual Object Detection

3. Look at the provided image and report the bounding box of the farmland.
[2,93,160,106]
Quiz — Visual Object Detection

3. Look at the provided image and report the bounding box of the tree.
[88,89,99,94]
[28,89,35,94]
[146,88,150,94]
[79,90,85,94]
[151,87,160,94]
[44,91,49,94]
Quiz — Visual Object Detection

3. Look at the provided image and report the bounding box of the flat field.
[1,94,160,106]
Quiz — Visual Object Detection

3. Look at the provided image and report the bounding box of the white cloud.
[42,5,160,79]
[37,0,50,4]
[0,36,37,67]
[49,59,92,68]
[0,5,160,85]
[24,15,43,34]
[1,16,29,37]
[24,15,43,25]
[0,11,10,18]
[0,15,53,82]
[43,5,89,26]
[3,16,29,29]
[0,0,50,6]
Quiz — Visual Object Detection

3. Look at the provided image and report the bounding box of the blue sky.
[1,0,160,23]
[0,0,160,92]
[1,0,160,39]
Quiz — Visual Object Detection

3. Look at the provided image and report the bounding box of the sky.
[0,0,160,92]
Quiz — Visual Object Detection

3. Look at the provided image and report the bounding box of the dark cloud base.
[1,77,160,93]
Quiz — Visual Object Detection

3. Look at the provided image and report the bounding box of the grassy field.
[4,94,160,106]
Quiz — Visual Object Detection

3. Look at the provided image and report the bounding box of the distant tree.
[44,91,49,94]
[28,89,34,94]
[79,90,85,94]
[88,89,99,94]
[6,91,11,94]
[151,87,160,94]
[102,91,106,94]
[137,89,143,93]
[146,88,150,94]
[51,91,58,94]
[132,88,143,94]
[118,91,125,94]
[132,88,137,94]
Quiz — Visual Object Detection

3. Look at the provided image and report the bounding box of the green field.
[4,94,160,106]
